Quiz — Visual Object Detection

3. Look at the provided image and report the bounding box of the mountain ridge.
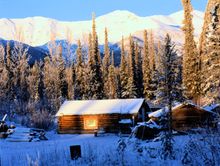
[0,10,204,47]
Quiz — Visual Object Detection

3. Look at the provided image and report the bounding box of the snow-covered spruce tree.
[149,31,158,100]
[126,35,137,98]
[135,42,143,98]
[107,51,117,99]
[156,40,163,73]
[149,31,156,71]
[57,45,68,99]
[142,30,157,100]
[119,37,129,98]
[87,14,104,99]
[203,4,220,103]
[83,33,92,100]
[103,27,111,98]
[156,41,183,104]
[199,0,219,65]
[142,30,153,100]
[74,40,85,100]
[181,0,201,103]
[159,34,176,160]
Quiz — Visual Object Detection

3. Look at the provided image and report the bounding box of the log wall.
[58,114,137,134]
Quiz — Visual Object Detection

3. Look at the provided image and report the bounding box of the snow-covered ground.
[1,125,219,166]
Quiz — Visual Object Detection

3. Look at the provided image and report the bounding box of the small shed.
[56,99,150,134]
[148,103,215,131]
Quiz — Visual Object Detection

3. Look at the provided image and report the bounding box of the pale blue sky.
[0,0,207,21]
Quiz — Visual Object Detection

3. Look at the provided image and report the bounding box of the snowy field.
[1,125,220,166]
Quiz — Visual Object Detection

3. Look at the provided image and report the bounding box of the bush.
[30,109,54,130]
[181,133,220,166]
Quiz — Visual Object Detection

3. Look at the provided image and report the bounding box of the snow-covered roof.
[148,102,214,118]
[136,119,161,129]
[56,99,145,116]
[148,107,169,118]
[203,104,220,112]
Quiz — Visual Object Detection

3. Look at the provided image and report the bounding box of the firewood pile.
[0,114,48,142]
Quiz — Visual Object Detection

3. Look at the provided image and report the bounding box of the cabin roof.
[203,104,220,112]
[56,99,145,116]
[148,102,214,118]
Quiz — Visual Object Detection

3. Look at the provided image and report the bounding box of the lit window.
[84,117,98,130]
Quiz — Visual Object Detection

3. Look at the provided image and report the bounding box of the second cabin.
[56,99,151,134]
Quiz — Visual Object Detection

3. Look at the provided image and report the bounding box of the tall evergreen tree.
[103,28,111,98]
[156,35,180,104]
[142,30,152,100]
[103,28,111,73]
[135,42,143,98]
[107,52,117,99]
[142,30,157,100]
[119,37,129,98]
[203,4,220,104]
[199,0,219,62]
[74,40,84,100]
[181,0,200,103]
[159,34,176,160]
[149,31,156,71]
[126,35,137,98]
[87,13,104,99]
[57,45,68,99]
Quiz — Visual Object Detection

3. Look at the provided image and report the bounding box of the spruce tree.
[107,52,117,99]
[149,31,156,71]
[126,35,137,98]
[134,42,143,98]
[203,4,220,103]
[119,37,129,98]
[142,30,152,100]
[160,34,176,160]
[57,45,68,99]
[87,13,104,99]
[181,0,200,103]
[74,40,84,100]
[199,0,219,61]
[142,30,157,100]
[103,28,111,98]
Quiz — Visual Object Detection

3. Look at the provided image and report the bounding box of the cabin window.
[84,117,98,130]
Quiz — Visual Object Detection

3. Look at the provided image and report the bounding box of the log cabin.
[148,103,215,131]
[56,99,151,134]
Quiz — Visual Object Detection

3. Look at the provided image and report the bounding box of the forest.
[0,0,219,130]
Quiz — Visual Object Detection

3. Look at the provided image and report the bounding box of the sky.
[0,0,207,21]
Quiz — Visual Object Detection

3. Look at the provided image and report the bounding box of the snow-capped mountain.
[0,10,204,47]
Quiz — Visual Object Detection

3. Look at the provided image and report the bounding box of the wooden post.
[70,145,81,160]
